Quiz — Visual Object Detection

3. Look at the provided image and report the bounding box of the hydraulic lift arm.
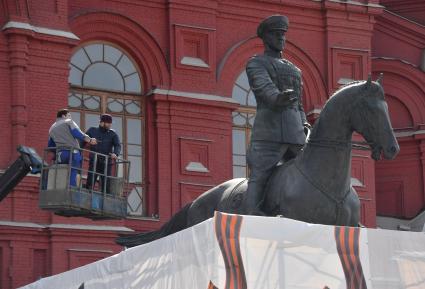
[0,146,43,202]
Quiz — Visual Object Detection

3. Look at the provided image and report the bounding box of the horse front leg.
[343,187,361,227]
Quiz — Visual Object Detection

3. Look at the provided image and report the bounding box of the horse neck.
[310,93,354,142]
[299,94,355,197]
[299,143,352,197]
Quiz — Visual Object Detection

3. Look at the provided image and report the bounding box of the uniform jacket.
[246,54,307,144]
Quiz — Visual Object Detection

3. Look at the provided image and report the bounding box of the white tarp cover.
[20,212,425,289]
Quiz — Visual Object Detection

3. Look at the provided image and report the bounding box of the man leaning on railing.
[85,114,121,194]
[48,109,97,186]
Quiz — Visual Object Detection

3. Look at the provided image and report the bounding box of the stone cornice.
[168,0,218,15]
[2,21,79,40]
[48,224,134,232]
[0,221,133,232]
[325,0,382,9]
[375,10,425,49]
[372,57,419,69]
[380,0,425,13]
[322,0,383,17]
[151,88,239,105]
[108,0,166,9]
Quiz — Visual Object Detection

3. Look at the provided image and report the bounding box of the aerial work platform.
[39,147,130,219]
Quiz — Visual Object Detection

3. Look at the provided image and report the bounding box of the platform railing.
[39,146,130,219]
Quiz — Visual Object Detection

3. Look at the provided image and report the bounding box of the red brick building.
[0,0,424,288]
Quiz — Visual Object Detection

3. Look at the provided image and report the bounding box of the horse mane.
[324,80,384,112]
[329,79,384,101]
[310,78,385,140]
[329,80,364,99]
[309,80,369,139]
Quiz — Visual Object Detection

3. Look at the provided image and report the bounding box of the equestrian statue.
[116,15,399,247]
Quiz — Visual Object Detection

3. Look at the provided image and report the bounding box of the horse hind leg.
[215,178,248,214]
[187,178,247,226]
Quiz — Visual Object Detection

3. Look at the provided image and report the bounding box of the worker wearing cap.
[85,114,121,194]
[245,15,310,215]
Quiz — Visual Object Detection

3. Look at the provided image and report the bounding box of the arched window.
[232,71,256,178]
[68,43,144,216]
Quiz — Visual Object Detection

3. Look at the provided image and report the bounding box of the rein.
[300,138,370,223]
[294,160,351,224]
[307,138,351,148]
[307,138,371,151]
[297,136,367,224]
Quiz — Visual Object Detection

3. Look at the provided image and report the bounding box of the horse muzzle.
[371,145,382,161]
[371,144,400,160]
[383,144,400,160]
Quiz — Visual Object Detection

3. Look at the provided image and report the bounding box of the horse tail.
[115,202,192,247]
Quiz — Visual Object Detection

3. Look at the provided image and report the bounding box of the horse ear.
[364,74,372,89]
[377,73,384,86]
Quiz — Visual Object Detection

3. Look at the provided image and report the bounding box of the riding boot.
[245,181,267,216]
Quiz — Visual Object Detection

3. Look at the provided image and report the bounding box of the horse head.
[350,74,400,160]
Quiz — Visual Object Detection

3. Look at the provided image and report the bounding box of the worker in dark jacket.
[85,114,121,194]
[245,15,310,215]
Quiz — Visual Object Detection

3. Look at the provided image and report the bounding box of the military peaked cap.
[257,15,289,38]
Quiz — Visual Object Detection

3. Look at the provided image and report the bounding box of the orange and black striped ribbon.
[208,280,219,289]
[334,226,367,289]
[210,212,247,289]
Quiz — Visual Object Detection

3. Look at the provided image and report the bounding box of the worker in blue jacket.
[85,114,121,194]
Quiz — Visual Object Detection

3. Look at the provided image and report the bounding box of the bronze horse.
[117,75,399,247]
